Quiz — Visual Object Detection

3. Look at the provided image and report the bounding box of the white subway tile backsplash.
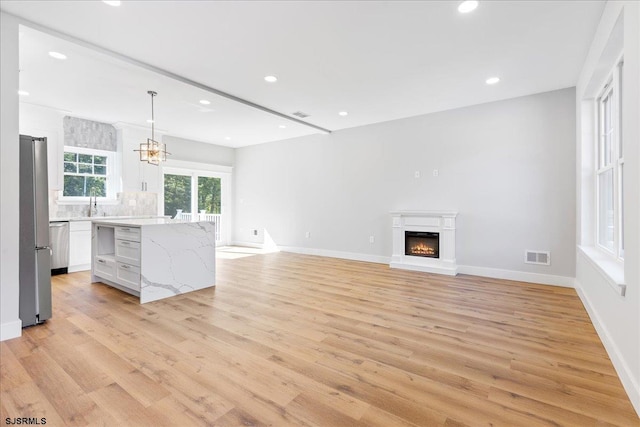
[49,191,158,219]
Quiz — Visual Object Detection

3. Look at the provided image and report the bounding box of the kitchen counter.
[50,215,168,222]
[88,217,183,226]
[91,219,216,303]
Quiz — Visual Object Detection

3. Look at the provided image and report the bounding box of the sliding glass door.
[164,173,192,216]
[162,168,229,245]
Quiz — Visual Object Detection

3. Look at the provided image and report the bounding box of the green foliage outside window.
[164,174,192,216]
[198,176,221,214]
[63,150,108,197]
[64,176,106,197]
[163,174,221,218]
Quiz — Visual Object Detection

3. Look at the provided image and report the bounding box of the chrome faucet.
[88,188,98,217]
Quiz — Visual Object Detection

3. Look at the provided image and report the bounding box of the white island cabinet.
[91,218,216,303]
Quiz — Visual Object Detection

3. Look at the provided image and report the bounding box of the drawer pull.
[120,264,130,269]
[120,241,130,245]
[121,228,130,231]
[97,259,106,264]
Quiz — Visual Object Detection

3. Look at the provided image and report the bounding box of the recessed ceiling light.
[224,137,231,140]
[338,111,348,116]
[264,75,278,83]
[199,99,211,105]
[18,90,29,96]
[278,125,287,129]
[486,77,500,85]
[48,51,67,60]
[458,1,479,13]
[103,0,121,6]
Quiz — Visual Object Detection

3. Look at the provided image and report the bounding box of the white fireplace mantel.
[390,210,458,276]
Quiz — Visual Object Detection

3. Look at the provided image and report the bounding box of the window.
[62,146,116,199]
[163,173,221,217]
[161,166,229,244]
[596,59,624,259]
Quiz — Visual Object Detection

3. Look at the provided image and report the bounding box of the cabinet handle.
[97,259,105,264]
[120,264,130,269]
[120,241,130,245]
[121,228,130,231]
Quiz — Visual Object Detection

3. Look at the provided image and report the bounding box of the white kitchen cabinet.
[91,218,216,304]
[115,262,141,291]
[94,255,115,281]
[68,220,91,272]
[94,225,142,294]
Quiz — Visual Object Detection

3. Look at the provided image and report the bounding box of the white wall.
[575,1,640,414]
[163,135,234,167]
[0,12,21,340]
[234,88,576,281]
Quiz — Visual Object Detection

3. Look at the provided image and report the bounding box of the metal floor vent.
[525,250,550,265]
[292,111,310,118]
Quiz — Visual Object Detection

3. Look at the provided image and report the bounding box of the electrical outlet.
[305,231,310,238]
[414,171,420,178]
[433,169,439,177]
[252,229,258,236]
[369,236,375,244]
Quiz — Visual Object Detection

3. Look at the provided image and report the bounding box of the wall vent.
[292,111,310,118]
[524,250,550,266]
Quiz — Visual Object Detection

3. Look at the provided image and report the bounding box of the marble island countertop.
[90,217,186,227]
[50,215,169,222]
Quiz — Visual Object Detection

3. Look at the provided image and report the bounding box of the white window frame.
[59,146,117,202]
[595,57,624,260]
[161,164,231,245]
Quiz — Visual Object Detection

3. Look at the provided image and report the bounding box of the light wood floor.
[1,251,638,426]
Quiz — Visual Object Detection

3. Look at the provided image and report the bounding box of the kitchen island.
[91,218,216,303]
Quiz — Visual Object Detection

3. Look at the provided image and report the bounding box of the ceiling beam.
[7,12,332,135]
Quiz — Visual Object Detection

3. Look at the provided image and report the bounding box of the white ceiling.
[2,0,605,148]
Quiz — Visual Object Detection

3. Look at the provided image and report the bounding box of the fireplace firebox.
[405,231,439,258]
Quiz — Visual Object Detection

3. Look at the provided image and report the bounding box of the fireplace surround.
[391,210,458,275]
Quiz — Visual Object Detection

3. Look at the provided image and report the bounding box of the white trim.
[577,245,626,296]
[457,265,575,287]
[0,319,22,341]
[60,146,118,201]
[390,261,457,276]
[164,159,233,174]
[279,246,390,265]
[68,263,91,273]
[231,240,270,250]
[574,280,640,415]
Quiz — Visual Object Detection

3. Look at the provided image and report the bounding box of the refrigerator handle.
[36,246,53,255]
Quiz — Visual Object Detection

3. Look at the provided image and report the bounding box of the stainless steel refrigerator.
[19,134,52,327]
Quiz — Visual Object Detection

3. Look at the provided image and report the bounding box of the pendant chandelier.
[135,90,169,165]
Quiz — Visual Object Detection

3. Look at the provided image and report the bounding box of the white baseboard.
[230,240,268,250]
[279,246,391,265]
[0,319,22,341]
[574,281,640,416]
[390,261,458,276]
[457,264,575,288]
[68,263,90,273]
